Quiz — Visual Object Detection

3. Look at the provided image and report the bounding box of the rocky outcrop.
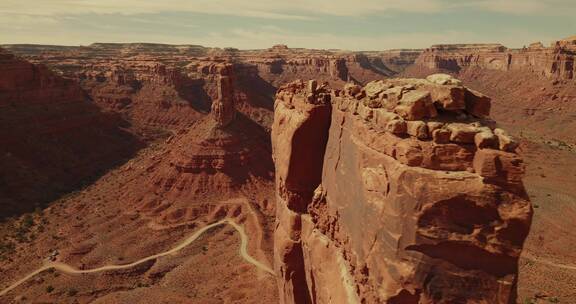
[414,38,576,80]
[272,75,532,303]
[211,65,236,127]
[123,63,274,208]
[553,35,576,51]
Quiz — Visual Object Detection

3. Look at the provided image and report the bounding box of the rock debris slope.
[272,75,532,303]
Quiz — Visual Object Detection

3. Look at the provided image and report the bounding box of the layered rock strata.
[2,43,421,132]
[415,37,576,80]
[272,75,532,303]
[211,65,236,127]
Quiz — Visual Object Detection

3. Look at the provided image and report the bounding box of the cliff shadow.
[221,112,274,184]
[0,99,146,221]
[355,54,392,77]
[177,77,212,113]
[235,68,276,112]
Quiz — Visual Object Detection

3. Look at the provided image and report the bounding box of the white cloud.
[0,14,59,26]
[0,0,443,19]
[0,0,573,48]
[0,20,565,49]
[0,0,573,23]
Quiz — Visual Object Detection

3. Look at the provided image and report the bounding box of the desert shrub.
[22,214,34,229]
[67,288,78,296]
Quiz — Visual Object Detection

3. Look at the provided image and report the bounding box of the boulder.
[447,123,479,143]
[465,88,491,117]
[394,90,436,120]
[426,73,463,85]
[429,84,466,110]
[364,80,389,98]
[494,128,519,152]
[406,120,429,139]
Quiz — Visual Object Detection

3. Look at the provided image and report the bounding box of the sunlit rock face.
[414,40,576,81]
[272,76,532,304]
[211,64,236,128]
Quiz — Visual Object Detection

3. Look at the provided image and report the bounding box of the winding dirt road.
[0,219,274,297]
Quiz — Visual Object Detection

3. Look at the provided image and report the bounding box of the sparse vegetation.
[22,214,34,228]
[67,288,78,296]
[45,285,55,293]
[13,214,36,242]
[0,241,16,261]
[523,295,561,304]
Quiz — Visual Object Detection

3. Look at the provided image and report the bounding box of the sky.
[0,0,575,50]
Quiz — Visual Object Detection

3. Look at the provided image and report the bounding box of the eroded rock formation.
[211,64,236,127]
[120,63,274,210]
[414,37,576,80]
[1,43,421,132]
[272,75,532,303]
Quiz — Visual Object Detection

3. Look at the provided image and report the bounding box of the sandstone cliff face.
[415,39,576,81]
[272,80,332,303]
[272,75,532,303]
[0,48,142,217]
[77,61,212,131]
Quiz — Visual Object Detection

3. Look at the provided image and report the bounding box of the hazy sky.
[1,0,575,50]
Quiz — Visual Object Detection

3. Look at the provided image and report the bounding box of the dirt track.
[0,219,274,297]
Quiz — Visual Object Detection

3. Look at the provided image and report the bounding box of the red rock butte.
[272,77,531,303]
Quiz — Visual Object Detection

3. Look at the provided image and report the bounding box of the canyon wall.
[414,37,576,80]
[272,75,532,303]
[405,35,576,147]
[1,44,421,132]
[0,48,142,217]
